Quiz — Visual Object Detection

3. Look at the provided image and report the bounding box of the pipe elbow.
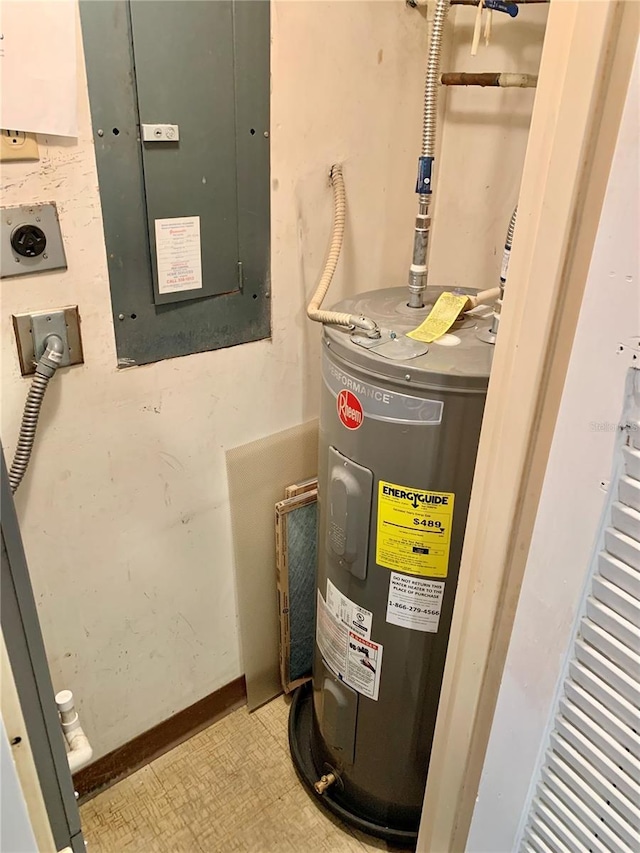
[351,315,380,338]
[67,732,93,774]
[56,689,94,773]
[45,334,64,356]
[36,334,64,377]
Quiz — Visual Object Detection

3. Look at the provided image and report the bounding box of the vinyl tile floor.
[80,695,404,853]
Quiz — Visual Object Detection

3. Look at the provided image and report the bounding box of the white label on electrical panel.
[326,578,372,639]
[155,216,203,294]
[317,591,383,700]
[386,572,445,633]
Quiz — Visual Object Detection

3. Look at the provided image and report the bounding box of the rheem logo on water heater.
[337,389,363,430]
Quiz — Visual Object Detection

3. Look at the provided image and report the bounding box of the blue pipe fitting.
[484,0,519,17]
[415,156,434,194]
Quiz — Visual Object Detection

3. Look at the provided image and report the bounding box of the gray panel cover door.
[129,1,240,305]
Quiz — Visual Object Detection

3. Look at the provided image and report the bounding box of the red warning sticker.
[337,389,363,430]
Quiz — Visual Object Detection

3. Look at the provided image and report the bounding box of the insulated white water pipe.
[55,690,93,774]
[464,286,501,310]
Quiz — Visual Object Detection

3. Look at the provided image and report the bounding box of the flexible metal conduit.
[9,335,64,494]
[408,0,451,308]
[307,165,379,337]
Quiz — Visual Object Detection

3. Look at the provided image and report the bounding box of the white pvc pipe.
[55,690,93,774]
[65,730,93,774]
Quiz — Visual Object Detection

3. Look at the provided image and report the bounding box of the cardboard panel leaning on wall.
[227,421,318,711]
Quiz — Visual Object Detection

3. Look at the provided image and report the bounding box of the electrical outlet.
[1,130,39,162]
[1,203,67,278]
[12,307,84,377]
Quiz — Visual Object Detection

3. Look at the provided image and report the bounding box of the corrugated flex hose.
[9,335,64,494]
[489,205,518,337]
[307,165,379,337]
[408,0,452,308]
[421,0,451,170]
[505,204,518,249]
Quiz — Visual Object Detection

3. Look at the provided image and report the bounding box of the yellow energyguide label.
[406,292,469,343]
[376,480,455,578]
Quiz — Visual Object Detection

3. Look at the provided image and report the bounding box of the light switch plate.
[1,203,67,278]
[12,307,84,376]
[0,130,39,162]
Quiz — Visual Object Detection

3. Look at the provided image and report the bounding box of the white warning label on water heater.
[326,578,372,639]
[386,572,445,633]
[317,590,383,700]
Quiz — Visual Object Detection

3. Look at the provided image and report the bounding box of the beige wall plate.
[1,130,39,162]
[227,420,319,710]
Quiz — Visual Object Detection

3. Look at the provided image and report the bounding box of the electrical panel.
[80,1,270,367]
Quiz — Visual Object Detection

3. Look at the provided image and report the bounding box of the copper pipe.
[441,72,537,88]
[450,0,548,5]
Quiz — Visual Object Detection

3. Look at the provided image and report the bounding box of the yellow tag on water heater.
[376,481,455,578]
[406,292,469,343]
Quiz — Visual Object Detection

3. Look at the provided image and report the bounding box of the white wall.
[0,1,545,760]
[430,2,548,289]
[0,718,39,853]
[467,45,640,853]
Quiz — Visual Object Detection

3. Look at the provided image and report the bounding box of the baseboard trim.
[74,675,246,802]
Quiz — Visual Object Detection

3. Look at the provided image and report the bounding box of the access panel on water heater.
[326,446,373,581]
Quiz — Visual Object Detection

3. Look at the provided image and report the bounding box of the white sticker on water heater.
[317,591,348,675]
[326,578,372,639]
[386,572,445,633]
[345,631,382,701]
[317,591,383,701]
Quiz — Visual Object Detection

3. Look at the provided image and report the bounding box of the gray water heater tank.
[289,286,494,846]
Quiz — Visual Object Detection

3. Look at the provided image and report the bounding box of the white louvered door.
[522,372,640,853]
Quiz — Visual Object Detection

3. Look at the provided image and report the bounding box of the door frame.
[417,3,639,850]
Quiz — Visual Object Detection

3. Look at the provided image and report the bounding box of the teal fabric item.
[287,502,317,682]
